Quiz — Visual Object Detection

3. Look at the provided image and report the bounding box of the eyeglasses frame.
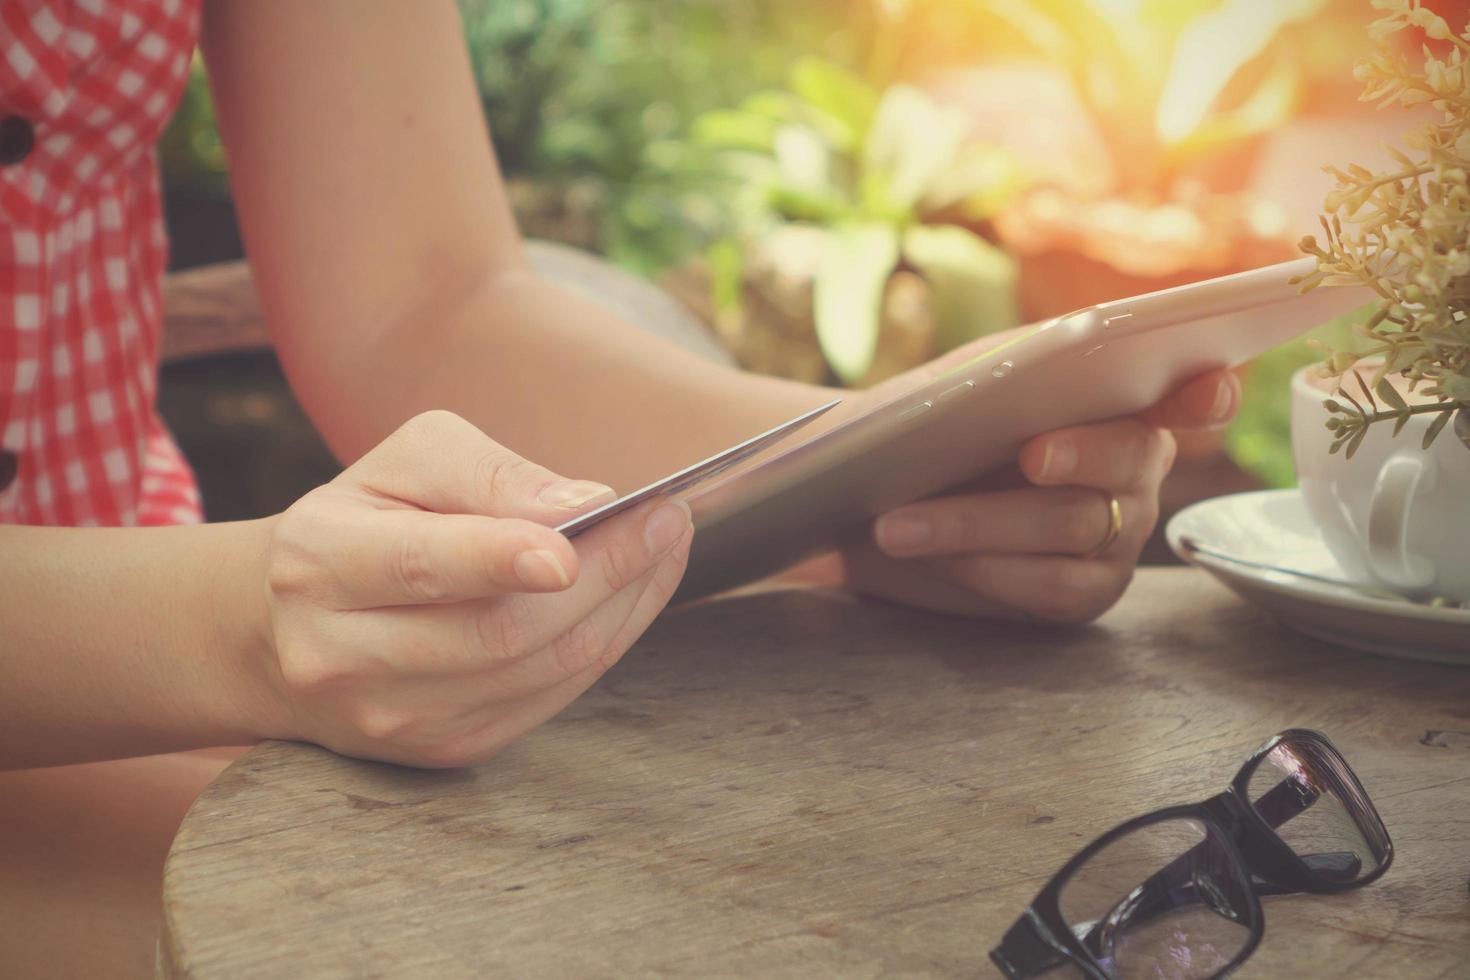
[988,728,1395,980]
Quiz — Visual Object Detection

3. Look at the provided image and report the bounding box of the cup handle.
[1366,451,1437,588]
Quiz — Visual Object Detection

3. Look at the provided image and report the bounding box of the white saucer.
[1166,489,1470,666]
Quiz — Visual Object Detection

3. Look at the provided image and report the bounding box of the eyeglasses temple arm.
[990,911,1073,980]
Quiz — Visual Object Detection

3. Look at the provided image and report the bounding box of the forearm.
[199,0,834,488]
[0,521,280,768]
[302,269,835,489]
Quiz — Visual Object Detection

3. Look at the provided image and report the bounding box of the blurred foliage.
[157,55,227,193]
[459,0,815,272]
[160,1,849,275]
[153,0,1391,477]
[868,0,1332,195]
[157,0,1345,270]
[694,58,1021,382]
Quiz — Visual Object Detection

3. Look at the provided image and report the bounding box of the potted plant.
[1289,0,1469,602]
[669,57,1023,387]
[1296,0,1469,454]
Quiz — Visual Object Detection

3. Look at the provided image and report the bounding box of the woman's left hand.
[836,368,1240,624]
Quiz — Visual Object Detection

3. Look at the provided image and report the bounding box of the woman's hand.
[837,369,1240,624]
[258,410,692,768]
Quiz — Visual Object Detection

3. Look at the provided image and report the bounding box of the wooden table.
[158,568,1470,978]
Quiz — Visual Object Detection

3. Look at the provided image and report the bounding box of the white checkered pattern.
[1,0,201,526]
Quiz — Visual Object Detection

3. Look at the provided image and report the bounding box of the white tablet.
[670,256,1372,601]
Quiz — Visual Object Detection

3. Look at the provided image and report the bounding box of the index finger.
[476,497,693,658]
[321,509,581,608]
[347,410,615,524]
[1137,369,1239,431]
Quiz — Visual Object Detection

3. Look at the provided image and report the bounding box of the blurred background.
[156,0,1469,559]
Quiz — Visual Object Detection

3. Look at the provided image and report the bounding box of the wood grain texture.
[160,568,1470,978]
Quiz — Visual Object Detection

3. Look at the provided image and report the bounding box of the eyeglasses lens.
[1246,737,1386,885]
[1056,817,1254,979]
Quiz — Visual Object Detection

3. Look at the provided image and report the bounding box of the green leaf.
[1355,371,1378,412]
[788,57,878,149]
[1374,378,1407,413]
[772,124,832,192]
[814,224,900,384]
[692,109,778,152]
[738,90,800,122]
[707,238,745,314]
[919,144,1024,220]
[901,225,1018,350]
[1345,425,1369,459]
[863,85,968,212]
[1423,408,1452,449]
[764,184,850,223]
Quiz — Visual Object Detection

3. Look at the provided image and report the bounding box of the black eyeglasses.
[989,729,1393,980]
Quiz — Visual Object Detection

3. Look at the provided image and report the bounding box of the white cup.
[1291,364,1470,602]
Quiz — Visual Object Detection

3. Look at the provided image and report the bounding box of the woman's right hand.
[255,410,692,768]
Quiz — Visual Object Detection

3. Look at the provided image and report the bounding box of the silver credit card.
[556,398,840,538]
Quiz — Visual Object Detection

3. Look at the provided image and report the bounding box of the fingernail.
[541,480,616,510]
[1210,378,1237,425]
[876,513,930,554]
[1040,438,1077,481]
[644,499,691,555]
[514,549,571,590]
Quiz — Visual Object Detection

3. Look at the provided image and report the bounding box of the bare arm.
[0,521,277,768]
[197,0,1242,630]
[200,0,826,489]
[0,413,693,770]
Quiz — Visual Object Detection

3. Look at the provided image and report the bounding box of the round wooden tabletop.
[159,568,1470,978]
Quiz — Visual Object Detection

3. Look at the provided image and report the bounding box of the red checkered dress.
[1,0,202,527]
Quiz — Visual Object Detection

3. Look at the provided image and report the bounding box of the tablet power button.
[897,401,932,421]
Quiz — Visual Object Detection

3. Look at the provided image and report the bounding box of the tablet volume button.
[897,401,932,421]
[939,380,975,402]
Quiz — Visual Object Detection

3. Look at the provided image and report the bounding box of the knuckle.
[470,598,536,660]
[1058,497,1104,553]
[400,409,463,443]
[939,505,981,549]
[551,618,605,679]
[599,540,641,593]
[1124,420,1156,474]
[475,450,532,507]
[387,534,448,602]
[275,644,348,697]
[265,547,318,603]
[351,705,418,742]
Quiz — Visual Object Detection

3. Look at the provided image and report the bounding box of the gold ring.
[1087,494,1123,557]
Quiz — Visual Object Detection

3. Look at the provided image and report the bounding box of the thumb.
[343,410,615,521]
